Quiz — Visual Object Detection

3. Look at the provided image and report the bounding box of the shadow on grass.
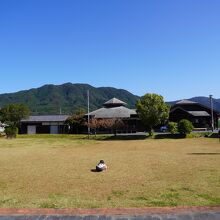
[90,169,102,172]
[188,153,220,155]
[208,133,220,138]
[17,133,219,141]
[97,133,187,141]
[18,134,88,139]
[154,133,186,139]
[100,135,148,141]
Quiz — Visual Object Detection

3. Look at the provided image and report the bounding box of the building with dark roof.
[20,97,143,135]
[88,98,137,119]
[169,100,219,129]
[87,97,143,133]
[20,115,69,134]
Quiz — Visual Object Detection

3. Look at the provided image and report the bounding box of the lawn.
[0,135,220,208]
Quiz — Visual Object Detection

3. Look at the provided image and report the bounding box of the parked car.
[160,126,168,132]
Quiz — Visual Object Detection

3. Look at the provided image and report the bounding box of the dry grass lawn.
[0,135,220,208]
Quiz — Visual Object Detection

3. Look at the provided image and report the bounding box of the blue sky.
[0,0,220,101]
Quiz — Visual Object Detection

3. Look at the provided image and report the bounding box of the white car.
[0,122,6,133]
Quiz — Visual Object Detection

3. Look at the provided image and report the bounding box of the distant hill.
[168,96,220,113]
[0,83,139,115]
[0,84,219,115]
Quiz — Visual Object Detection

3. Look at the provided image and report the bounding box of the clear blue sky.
[0,0,220,101]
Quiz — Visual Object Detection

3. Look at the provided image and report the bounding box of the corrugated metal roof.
[89,106,137,119]
[21,115,70,122]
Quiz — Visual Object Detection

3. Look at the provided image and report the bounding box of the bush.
[168,122,178,134]
[178,119,194,135]
[5,125,18,138]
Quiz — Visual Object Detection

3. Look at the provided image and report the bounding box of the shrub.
[178,119,194,135]
[5,125,18,138]
[168,122,178,134]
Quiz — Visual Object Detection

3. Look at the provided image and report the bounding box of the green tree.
[4,124,18,138]
[0,104,29,126]
[136,93,170,136]
[168,122,178,134]
[65,108,86,134]
[178,119,194,135]
[0,104,29,138]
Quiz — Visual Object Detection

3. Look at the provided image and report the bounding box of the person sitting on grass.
[96,160,107,172]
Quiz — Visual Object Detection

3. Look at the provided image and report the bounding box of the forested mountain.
[0,83,219,115]
[0,83,139,115]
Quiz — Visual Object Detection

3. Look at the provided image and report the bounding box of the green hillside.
[0,83,139,115]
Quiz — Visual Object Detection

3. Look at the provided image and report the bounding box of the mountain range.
[0,83,219,114]
[0,83,139,115]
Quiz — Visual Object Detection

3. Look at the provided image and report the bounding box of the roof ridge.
[103,97,126,106]
[176,99,198,104]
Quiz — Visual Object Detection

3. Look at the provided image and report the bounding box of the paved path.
[0,206,220,220]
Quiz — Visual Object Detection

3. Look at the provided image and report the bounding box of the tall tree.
[0,103,29,138]
[0,103,29,126]
[136,93,170,136]
[65,108,86,134]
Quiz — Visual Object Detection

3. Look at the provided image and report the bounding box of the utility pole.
[87,90,90,139]
[209,95,214,131]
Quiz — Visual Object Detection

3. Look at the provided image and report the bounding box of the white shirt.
[97,163,107,169]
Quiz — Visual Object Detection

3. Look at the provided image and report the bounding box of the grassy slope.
[0,136,220,208]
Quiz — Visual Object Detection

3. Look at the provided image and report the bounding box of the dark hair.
[100,160,104,163]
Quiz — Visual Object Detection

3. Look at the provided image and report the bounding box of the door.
[50,125,58,134]
[27,125,36,134]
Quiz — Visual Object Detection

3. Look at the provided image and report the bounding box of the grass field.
[0,135,220,208]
